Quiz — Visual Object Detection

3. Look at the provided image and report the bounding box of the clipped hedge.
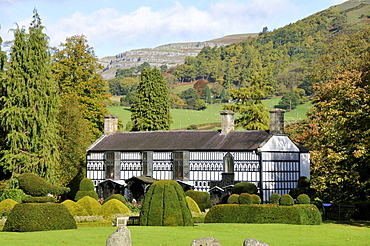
[185,190,211,212]
[79,178,96,191]
[140,180,193,226]
[102,194,129,206]
[227,194,240,204]
[297,194,311,204]
[22,196,56,203]
[204,204,322,225]
[251,194,262,204]
[269,193,281,204]
[3,203,77,232]
[0,199,18,216]
[0,189,28,203]
[17,173,70,197]
[186,196,201,214]
[239,193,252,204]
[61,200,89,217]
[76,196,101,216]
[280,194,294,206]
[74,178,98,201]
[231,182,257,195]
[99,199,131,220]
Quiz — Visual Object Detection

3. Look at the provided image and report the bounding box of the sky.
[0,0,347,58]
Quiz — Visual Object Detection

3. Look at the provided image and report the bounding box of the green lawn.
[107,98,312,130]
[1,222,369,246]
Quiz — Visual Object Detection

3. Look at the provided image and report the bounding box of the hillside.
[99,33,257,80]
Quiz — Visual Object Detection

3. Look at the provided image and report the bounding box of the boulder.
[190,237,222,246]
[106,226,132,246]
[243,238,269,246]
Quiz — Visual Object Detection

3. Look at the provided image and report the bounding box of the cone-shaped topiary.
[227,194,240,204]
[76,196,101,215]
[102,194,129,206]
[17,173,69,197]
[186,196,201,214]
[140,180,193,226]
[297,194,311,204]
[251,194,262,204]
[61,200,89,216]
[270,193,281,204]
[74,178,98,201]
[185,190,211,212]
[279,194,294,206]
[231,182,258,195]
[99,199,131,220]
[0,199,18,216]
[239,193,252,204]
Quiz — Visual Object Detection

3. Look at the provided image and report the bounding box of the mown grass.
[1,222,369,246]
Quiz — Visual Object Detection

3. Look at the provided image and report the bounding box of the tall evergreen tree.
[0,10,60,182]
[53,35,109,141]
[130,67,171,131]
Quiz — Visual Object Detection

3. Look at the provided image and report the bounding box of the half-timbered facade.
[86,110,310,203]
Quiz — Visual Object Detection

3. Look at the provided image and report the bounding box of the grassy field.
[1,222,369,246]
[107,97,312,130]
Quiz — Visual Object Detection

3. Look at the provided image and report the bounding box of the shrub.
[61,200,89,217]
[76,196,101,216]
[239,193,252,204]
[102,194,129,206]
[0,199,18,216]
[22,196,56,203]
[185,190,211,212]
[79,178,95,191]
[140,180,193,226]
[204,204,322,225]
[3,203,77,232]
[0,189,28,203]
[231,182,257,195]
[289,187,317,199]
[74,178,98,201]
[251,194,261,204]
[75,191,99,201]
[186,196,201,214]
[227,194,240,204]
[280,194,294,206]
[269,193,281,204]
[297,194,311,204]
[17,173,69,197]
[98,199,131,220]
[298,176,310,188]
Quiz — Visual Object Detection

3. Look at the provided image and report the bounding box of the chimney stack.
[220,111,234,134]
[104,114,119,135]
[269,109,285,134]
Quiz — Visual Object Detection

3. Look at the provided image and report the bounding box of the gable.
[259,135,300,152]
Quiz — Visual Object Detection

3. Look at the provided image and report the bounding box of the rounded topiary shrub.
[270,193,281,204]
[74,178,98,201]
[298,176,310,188]
[17,173,69,197]
[279,194,294,206]
[185,190,211,212]
[186,196,201,214]
[251,194,261,204]
[102,194,129,206]
[297,194,311,204]
[99,199,131,220]
[0,189,28,203]
[231,182,258,195]
[3,203,77,232]
[239,193,252,204]
[140,180,193,226]
[22,196,56,203]
[0,199,18,216]
[61,200,89,216]
[76,196,101,216]
[79,178,95,191]
[227,194,240,204]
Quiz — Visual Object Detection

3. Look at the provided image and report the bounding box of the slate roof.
[88,130,272,152]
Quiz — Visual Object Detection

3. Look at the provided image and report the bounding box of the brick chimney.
[220,111,234,134]
[269,109,285,134]
[104,114,119,135]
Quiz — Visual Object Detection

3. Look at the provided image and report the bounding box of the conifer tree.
[130,67,171,131]
[0,10,60,182]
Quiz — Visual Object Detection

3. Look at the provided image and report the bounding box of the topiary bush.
[0,199,18,217]
[3,203,77,232]
[74,178,98,201]
[280,194,294,206]
[76,196,101,216]
[0,189,28,203]
[298,176,310,188]
[185,190,211,212]
[22,196,56,203]
[297,194,311,204]
[227,194,240,204]
[140,180,193,226]
[270,193,281,204]
[98,199,131,220]
[251,194,261,204]
[239,193,252,204]
[102,194,129,206]
[61,200,89,217]
[231,182,258,195]
[186,196,201,214]
[17,173,69,197]
[289,176,317,200]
